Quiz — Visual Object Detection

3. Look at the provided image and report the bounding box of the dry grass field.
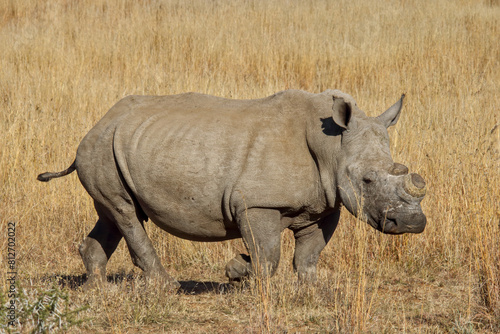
[1,0,499,332]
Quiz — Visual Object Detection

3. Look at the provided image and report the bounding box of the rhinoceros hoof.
[142,272,180,291]
[81,274,108,292]
[228,277,250,290]
[225,253,252,280]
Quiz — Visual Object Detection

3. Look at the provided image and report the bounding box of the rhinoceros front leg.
[225,253,252,282]
[292,211,340,282]
[226,208,282,282]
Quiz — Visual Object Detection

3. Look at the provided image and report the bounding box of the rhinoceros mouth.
[377,214,426,234]
[366,215,399,234]
[379,218,400,234]
[365,206,426,235]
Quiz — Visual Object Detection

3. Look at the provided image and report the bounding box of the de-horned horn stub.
[403,173,426,198]
[389,163,409,176]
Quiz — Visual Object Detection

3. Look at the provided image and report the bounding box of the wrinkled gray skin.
[38,89,427,288]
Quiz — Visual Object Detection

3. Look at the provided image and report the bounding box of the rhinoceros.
[38,89,426,288]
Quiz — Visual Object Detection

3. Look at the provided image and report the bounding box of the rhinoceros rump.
[38,89,426,288]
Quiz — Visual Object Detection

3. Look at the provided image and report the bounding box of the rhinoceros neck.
[306,141,340,210]
[304,95,343,210]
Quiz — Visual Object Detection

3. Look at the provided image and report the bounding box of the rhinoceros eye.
[363,171,377,184]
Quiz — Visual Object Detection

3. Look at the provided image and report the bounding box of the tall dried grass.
[1,0,499,332]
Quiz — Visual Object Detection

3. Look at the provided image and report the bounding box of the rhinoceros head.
[332,92,427,234]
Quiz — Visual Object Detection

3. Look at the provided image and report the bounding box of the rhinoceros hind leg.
[79,217,122,289]
[109,209,180,290]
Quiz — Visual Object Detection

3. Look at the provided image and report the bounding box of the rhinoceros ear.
[331,96,354,129]
[377,94,405,128]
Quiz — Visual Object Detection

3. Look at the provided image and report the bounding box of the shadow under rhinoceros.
[42,274,234,295]
[177,280,235,295]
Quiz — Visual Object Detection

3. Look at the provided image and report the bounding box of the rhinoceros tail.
[37,160,76,182]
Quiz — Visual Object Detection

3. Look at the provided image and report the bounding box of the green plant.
[1,284,88,333]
